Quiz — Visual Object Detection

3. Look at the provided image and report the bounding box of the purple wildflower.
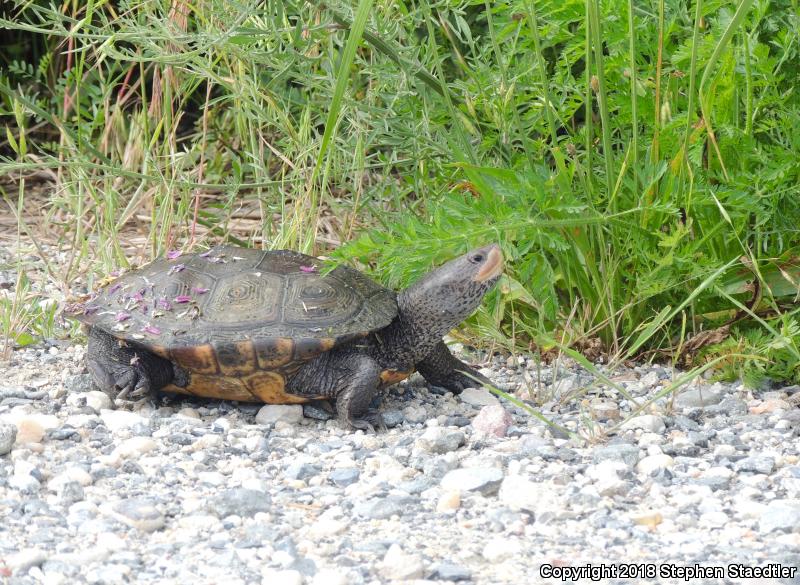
[299,265,317,273]
[143,325,161,335]
[174,295,192,304]
[191,287,210,294]
[115,312,131,322]
[167,250,182,260]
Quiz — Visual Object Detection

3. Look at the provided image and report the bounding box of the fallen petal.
[115,312,131,322]
[174,295,192,304]
[142,325,161,335]
[299,265,317,273]
[191,287,210,294]
[167,250,182,260]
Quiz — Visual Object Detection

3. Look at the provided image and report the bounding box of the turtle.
[70,243,504,430]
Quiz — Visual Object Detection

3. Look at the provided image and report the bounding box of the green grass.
[1,0,800,387]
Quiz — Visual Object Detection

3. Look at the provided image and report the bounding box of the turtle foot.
[347,409,387,433]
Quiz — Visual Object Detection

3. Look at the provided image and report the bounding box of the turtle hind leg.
[334,355,385,432]
[86,328,174,402]
[287,352,385,431]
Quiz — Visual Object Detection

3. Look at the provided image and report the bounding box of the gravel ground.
[2,345,800,585]
[2,248,800,584]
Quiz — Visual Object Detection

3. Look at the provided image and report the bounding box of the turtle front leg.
[416,340,492,394]
[87,328,174,401]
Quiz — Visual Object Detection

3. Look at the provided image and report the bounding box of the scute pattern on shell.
[75,246,398,361]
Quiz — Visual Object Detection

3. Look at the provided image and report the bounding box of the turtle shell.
[73,246,397,400]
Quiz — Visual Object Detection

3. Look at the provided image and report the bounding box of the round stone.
[440,467,503,496]
[328,468,360,487]
[105,498,165,532]
[636,454,674,476]
[471,404,513,437]
[437,491,461,512]
[208,488,272,518]
[255,404,304,425]
[379,544,425,580]
[621,415,666,434]
[415,428,465,454]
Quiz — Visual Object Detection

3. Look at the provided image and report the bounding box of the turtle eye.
[470,253,485,264]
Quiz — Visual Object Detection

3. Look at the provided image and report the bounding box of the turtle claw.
[348,409,386,433]
[111,366,152,403]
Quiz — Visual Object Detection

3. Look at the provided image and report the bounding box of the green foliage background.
[1,0,800,382]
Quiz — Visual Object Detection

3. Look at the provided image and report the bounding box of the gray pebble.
[445,415,471,427]
[429,562,472,582]
[329,468,360,487]
[708,396,748,416]
[285,461,320,480]
[167,432,195,446]
[593,443,640,468]
[106,498,165,532]
[0,423,16,455]
[208,488,272,518]
[302,403,334,421]
[440,467,504,496]
[63,373,95,394]
[759,500,800,533]
[674,386,723,409]
[46,426,81,441]
[59,481,85,505]
[671,415,700,431]
[422,456,459,479]
[354,495,417,519]
[735,456,775,475]
[415,428,465,454]
[381,409,404,428]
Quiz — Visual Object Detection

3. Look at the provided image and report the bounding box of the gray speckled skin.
[86,244,503,430]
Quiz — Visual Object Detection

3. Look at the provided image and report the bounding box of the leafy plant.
[0,0,798,380]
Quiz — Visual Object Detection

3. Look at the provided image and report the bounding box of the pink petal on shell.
[108,283,122,295]
[299,265,317,273]
[167,250,182,260]
[199,250,211,258]
[168,263,186,275]
[191,287,210,294]
[174,295,192,303]
[115,312,131,322]
[143,325,161,335]
[157,298,172,310]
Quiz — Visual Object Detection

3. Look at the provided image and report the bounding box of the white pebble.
[99,409,147,433]
[255,405,303,425]
[636,454,674,475]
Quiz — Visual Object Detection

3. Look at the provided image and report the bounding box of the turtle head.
[398,244,504,343]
